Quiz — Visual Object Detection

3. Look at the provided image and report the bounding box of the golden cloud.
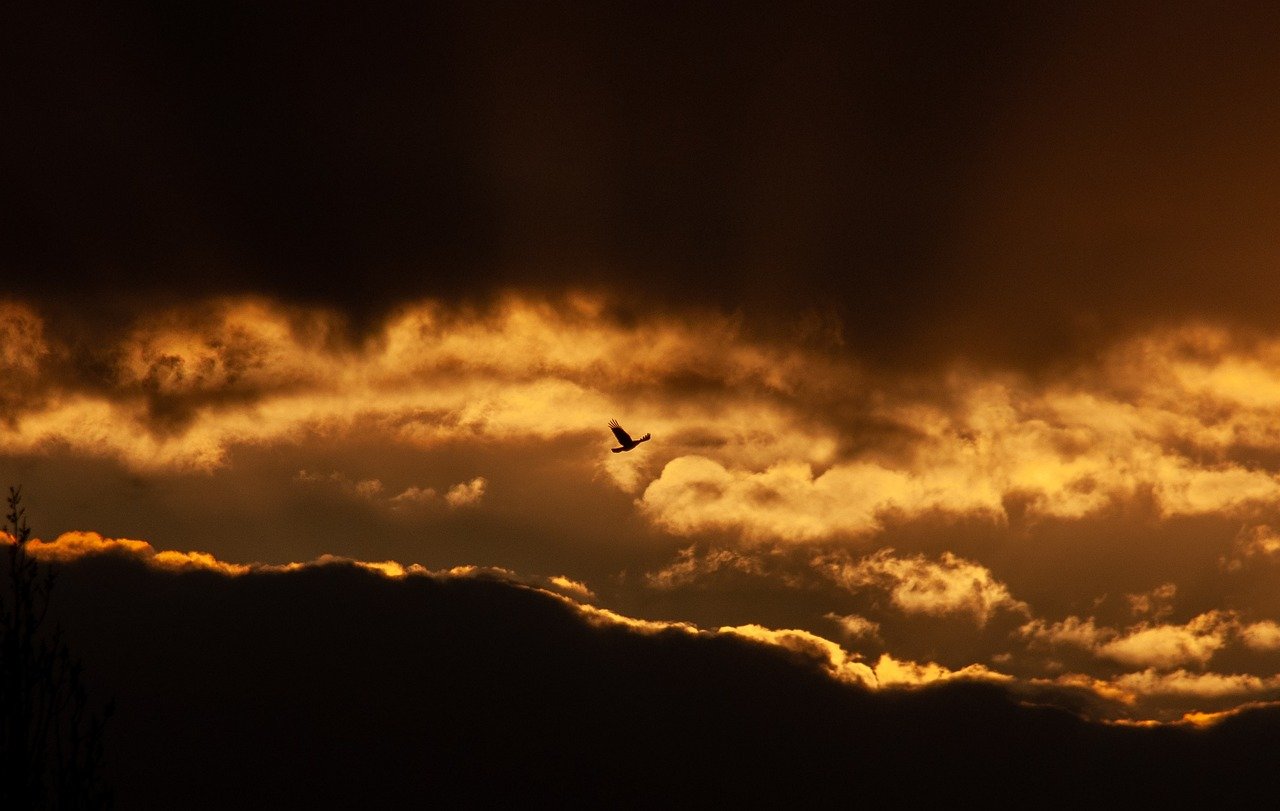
[22,530,250,576]
[1097,611,1236,669]
[296,469,487,510]
[637,325,1280,541]
[1018,616,1115,650]
[719,624,877,688]
[870,653,1012,688]
[816,548,1028,625]
[1174,701,1280,728]
[1125,582,1178,619]
[642,545,769,589]
[547,575,596,601]
[11,300,1280,545]
[1239,620,1280,651]
[824,613,882,642]
[1110,668,1280,699]
[444,476,487,508]
[1220,524,1280,572]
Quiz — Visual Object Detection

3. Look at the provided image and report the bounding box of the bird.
[608,419,651,453]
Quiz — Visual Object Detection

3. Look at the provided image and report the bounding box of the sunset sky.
[8,4,1280,777]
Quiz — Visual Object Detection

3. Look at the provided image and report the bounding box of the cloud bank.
[29,544,1280,807]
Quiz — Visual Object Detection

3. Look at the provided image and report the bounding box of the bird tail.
[637,434,651,442]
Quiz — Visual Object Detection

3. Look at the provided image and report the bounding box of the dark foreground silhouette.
[609,419,651,453]
[44,554,1280,807]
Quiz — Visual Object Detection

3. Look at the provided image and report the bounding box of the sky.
[7,3,1280,790]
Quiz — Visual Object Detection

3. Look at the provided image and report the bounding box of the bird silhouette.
[609,419,651,453]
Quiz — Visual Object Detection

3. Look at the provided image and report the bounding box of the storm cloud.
[8,4,1280,366]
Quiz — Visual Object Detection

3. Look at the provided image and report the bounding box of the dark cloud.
[18,4,1280,365]
[38,551,1280,806]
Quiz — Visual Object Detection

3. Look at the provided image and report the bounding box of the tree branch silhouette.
[1,486,112,809]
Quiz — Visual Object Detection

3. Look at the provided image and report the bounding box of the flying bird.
[608,419,651,453]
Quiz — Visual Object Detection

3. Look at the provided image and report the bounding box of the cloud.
[0,301,47,377]
[1097,612,1236,669]
[389,485,438,505]
[1239,620,1280,651]
[1125,582,1177,619]
[14,530,250,576]
[816,548,1028,626]
[643,545,768,589]
[1174,701,1280,728]
[19,519,1280,728]
[719,624,876,688]
[1018,616,1115,650]
[641,456,1002,541]
[825,613,882,642]
[635,328,1280,541]
[1221,524,1280,572]
[13,300,1280,547]
[297,469,484,510]
[38,536,1280,806]
[1111,669,1280,699]
[1018,609,1280,676]
[444,477,487,508]
[870,653,1012,688]
[0,296,838,473]
[546,575,596,601]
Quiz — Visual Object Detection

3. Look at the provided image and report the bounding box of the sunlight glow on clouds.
[1110,669,1280,699]
[10,299,1280,547]
[816,548,1028,626]
[643,545,768,589]
[10,523,1280,723]
[871,653,1012,688]
[1019,609,1280,674]
[18,530,251,576]
[13,297,1280,722]
[1097,611,1235,669]
[296,469,487,509]
[825,613,882,642]
[1239,620,1280,651]
[1220,524,1280,571]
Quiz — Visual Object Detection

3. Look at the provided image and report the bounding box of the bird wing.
[609,420,633,445]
